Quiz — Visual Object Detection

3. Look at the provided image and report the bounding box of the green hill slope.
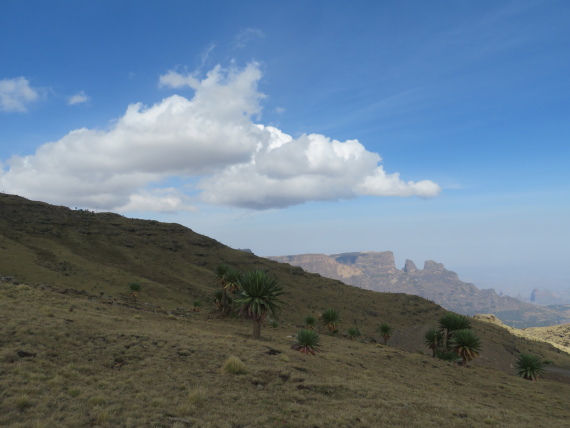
[1,193,570,426]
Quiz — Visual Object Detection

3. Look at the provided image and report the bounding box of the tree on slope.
[438,312,471,347]
[235,270,284,340]
[215,264,230,286]
[424,327,443,357]
[450,329,482,366]
[223,269,242,295]
[215,264,241,316]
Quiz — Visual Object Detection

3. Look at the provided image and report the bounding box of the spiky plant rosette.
[516,354,545,381]
[321,308,340,333]
[438,313,471,335]
[235,270,283,322]
[435,348,459,362]
[129,282,141,293]
[292,329,321,355]
[347,327,361,340]
[424,327,443,348]
[450,329,482,366]
[223,269,242,294]
[304,315,317,330]
[215,264,230,285]
[378,323,394,341]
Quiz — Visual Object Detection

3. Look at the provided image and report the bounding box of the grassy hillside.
[475,314,570,355]
[2,278,570,427]
[1,193,570,426]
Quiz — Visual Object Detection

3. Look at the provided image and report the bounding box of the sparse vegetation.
[1,194,570,427]
[516,354,546,381]
[292,329,321,355]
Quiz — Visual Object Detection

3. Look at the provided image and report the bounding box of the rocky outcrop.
[275,253,363,281]
[403,259,418,273]
[267,251,570,328]
[531,288,569,305]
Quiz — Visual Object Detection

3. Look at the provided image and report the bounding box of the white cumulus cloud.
[68,91,90,105]
[198,127,440,209]
[0,63,440,212]
[0,77,40,112]
[158,70,200,89]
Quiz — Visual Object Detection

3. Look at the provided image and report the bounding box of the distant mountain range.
[267,251,570,328]
[529,288,570,306]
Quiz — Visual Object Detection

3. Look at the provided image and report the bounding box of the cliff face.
[277,253,363,280]
[267,251,570,328]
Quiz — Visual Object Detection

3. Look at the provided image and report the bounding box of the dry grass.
[1,281,570,427]
[475,314,570,355]
[2,194,570,426]
[221,356,247,374]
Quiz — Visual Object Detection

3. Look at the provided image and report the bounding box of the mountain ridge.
[267,251,570,328]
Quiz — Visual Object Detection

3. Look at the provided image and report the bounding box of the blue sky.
[1,1,569,296]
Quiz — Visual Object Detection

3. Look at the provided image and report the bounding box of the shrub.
[215,264,230,284]
[516,354,545,381]
[129,282,141,302]
[347,327,361,340]
[435,348,459,362]
[292,329,321,355]
[321,309,340,333]
[212,290,232,313]
[304,315,317,330]
[221,356,247,374]
[378,323,394,345]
